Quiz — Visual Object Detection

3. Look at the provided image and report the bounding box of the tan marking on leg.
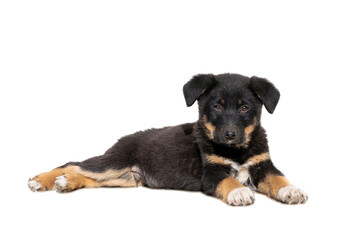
[100,170,139,187]
[257,175,290,199]
[73,166,139,187]
[206,154,227,165]
[56,173,101,192]
[245,152,270,166]
[30,166,76,191]
[74,166,131,181]
[101,178,139,187]
[203,115,216,140]
[30,166,139,192]
[216,177,244,202]
[56,167,138,192]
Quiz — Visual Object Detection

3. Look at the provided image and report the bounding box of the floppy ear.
[249,76,280,114]
[183,74,216,107]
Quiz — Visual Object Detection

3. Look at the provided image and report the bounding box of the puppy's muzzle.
[224,130,238,141]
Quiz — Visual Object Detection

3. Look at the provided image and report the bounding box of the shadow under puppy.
[28,73,308,206]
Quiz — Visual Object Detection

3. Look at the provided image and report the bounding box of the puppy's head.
[183,73,280,146]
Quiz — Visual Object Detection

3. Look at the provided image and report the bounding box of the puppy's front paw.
[227,187,255,206]
[277,186,308,204]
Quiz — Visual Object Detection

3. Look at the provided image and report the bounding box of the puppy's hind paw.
[54,175,70,193]
[28,179,41,192]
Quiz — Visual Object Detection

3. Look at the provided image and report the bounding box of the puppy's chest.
[224,159,256,190]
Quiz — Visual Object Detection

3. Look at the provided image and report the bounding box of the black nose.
[224,130,237,140]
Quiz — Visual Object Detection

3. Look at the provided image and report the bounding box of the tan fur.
[236,117,258,148]
[245,152,270,166]
[58,173,101,192]
[203,115,216,140]
[241,117,258,147]
[244,117,257,141]
[75,166,131,181]
[238,99,242,105]
[206,154,227,165]
[30,165,138,191]
[31,167,76,190]
[215,177,244,201]
[101,178,138,187]
[221,99,225,104]
[77,167,138,187]
[257,175,290,198]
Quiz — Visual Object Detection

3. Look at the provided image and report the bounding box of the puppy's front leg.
[202,156,255,206]
[249,159,308,204]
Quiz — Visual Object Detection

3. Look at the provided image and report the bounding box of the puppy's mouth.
[213,136,245,146]
[226,140,239,145]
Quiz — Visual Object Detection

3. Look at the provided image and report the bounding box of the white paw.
[54,175,69,192]
[28,179,41,192]
[227,187,255,206]
[277,186,308,204]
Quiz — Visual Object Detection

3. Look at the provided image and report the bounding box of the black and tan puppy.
[28,73,308,206]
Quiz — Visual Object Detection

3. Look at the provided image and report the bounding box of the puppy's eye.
[212,104,222,111]
[239,105,250,113]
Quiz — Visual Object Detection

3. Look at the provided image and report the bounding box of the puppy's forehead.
[215,73,249,85]
[211,74,252,99]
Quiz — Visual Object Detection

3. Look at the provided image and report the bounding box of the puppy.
[28,73,308,206]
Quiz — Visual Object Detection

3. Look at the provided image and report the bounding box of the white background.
[1,1,359,239]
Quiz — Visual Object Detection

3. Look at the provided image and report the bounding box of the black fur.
[51,73,286,199]
[249,160,284,187]
[183,74,216,107]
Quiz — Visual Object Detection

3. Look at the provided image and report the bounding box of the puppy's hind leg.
[28,163,100,192]
[28,155,141,193]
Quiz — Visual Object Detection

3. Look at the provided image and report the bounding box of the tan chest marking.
[206,154,227,165]
[245,152,270,166]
